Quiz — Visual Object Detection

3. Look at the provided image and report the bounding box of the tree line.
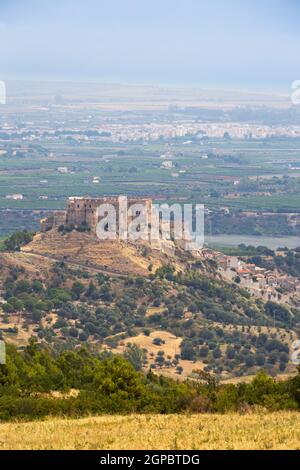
[0,342,299,421]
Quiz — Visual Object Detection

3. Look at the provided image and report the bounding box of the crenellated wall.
[41,197,153,234]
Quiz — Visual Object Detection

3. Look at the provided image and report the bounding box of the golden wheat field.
[0,413,299,450]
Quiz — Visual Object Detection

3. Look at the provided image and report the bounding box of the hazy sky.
[0,0,299,90]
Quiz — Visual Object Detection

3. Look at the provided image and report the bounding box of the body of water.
[206,235,300,250]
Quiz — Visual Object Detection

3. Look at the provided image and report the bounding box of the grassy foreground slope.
[1,413,300,450]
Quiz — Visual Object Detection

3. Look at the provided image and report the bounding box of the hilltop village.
[202,249,300,303]
[39,196,300,306]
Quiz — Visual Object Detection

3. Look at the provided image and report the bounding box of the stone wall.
[40,212,66,232]
[41,197,153,234]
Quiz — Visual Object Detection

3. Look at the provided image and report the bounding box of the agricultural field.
[0,413,299,450]
[2,129,300,241]
[1,133,300,209]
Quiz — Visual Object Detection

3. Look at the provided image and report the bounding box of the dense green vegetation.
[0,343,299,421]
[0,230,34,252]
[216,244,275,257]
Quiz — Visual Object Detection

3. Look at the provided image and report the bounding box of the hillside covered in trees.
[0,230,300,382]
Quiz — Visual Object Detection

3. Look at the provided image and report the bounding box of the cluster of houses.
[201,248,300,300]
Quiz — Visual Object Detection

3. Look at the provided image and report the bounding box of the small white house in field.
[6,194,23,200]
[160,160,174,169]
[57,167,68,174]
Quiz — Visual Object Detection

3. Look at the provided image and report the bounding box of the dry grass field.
[0,413,299,450]
[112,330,206,379]
[21,231,173,276]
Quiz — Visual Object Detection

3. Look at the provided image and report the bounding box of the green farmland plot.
[1,138,300,212]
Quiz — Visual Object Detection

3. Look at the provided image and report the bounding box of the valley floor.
[0,413,299,450]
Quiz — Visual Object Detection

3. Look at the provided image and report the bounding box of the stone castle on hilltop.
[41,196,153,233]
